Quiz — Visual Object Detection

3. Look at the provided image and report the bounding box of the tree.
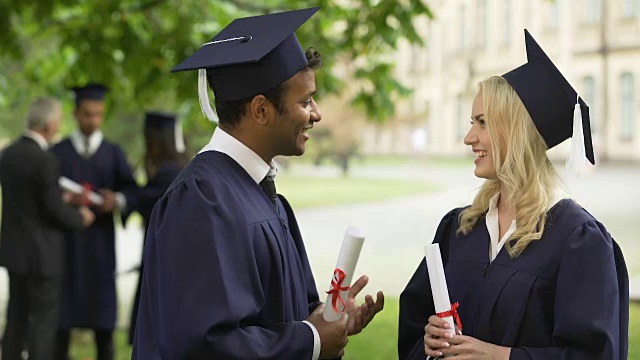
[0,0,433,159]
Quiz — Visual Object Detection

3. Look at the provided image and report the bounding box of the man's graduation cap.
[171,7,320,122]
[144,111,185,153]
[502,30,594,172]
[71,83,109,106]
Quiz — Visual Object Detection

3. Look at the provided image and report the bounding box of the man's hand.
[78,206,95,228]
[63,192,85,207]
[306,304,349,359]
[344,275,384,336]
[97,189,116,213]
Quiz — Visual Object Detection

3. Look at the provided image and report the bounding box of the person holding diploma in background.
[398,30,628,360]
[52,84,139,360]
[133,7,383,359]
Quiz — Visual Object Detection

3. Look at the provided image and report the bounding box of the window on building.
[548,1,559,27]
[503,0,512,45]
[477,0,487,48]
[457,95,466,140]
[623,0,639,18]
[621,73,635,140]
[460,4,468,49]
[586,0,601,23]
[583,76,596,133]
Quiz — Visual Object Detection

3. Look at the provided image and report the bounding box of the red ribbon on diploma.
[326,268,350,313]
[82,182,93,207]
[436,302,463,331]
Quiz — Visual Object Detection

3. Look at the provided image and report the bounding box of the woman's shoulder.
[549,198,599,229]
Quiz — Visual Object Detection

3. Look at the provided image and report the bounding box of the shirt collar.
[488,188,567,216]
[199,127,276,184]
[70,129,103,155]
[23,130,49,151]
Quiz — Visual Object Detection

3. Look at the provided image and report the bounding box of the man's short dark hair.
[213,47,322,128]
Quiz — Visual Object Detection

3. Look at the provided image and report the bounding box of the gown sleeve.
[510,221,628,360]
[113,144,139,222]
[132,177,314,359]
[398,208,461,360]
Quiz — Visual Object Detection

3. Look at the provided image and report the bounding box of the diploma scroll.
[322,226,365,322]
[58,176,104,205]
[424,244,457,336]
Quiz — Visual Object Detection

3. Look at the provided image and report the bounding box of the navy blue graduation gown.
[133,151,321,359]
[128,160,183,344]
[398,200,629,360]
[52,138,138,329]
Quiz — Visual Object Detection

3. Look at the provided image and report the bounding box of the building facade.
[361,0,640,162]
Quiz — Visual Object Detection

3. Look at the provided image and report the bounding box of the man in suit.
[0,97,95,360]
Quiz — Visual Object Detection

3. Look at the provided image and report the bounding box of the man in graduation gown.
[133,7,384,359]
[51,84,138,360]
[0,97,95,360]
[128,111,187,344]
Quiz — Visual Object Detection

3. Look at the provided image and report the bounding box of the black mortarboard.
[144,111,185,153]
[71,83,109,105]
[171,7,320,102]
[502,29,595,165]
[144,111,177,130]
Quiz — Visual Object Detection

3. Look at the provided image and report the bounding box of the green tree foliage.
[0,0,432,159]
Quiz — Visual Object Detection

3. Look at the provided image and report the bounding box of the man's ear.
[249,95,277,126]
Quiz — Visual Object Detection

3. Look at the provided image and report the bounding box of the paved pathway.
[1,162,638,328]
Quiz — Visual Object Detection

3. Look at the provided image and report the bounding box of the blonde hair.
[458,76,558,257]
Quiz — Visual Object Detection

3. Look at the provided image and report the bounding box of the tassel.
[198,69,219,123]
[565,95,587,176]
[174,117,186,153]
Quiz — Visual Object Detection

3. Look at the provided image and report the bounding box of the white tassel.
[565,95,587,176]
[174,117,186,153]
[198,69,219,123]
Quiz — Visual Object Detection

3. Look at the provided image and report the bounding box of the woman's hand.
[423,315,460,358]
[440,334,511,359]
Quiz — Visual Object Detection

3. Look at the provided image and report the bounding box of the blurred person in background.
[52,84,138,360]
[127,111,188,344]
[0,97,95,360]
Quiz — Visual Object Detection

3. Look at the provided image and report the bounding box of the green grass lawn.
[276,174,438,209]
[73,300,640,360]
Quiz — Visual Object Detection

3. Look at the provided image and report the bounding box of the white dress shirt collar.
[24,130,49,151]
[199,127,277,184]
[485,189,566,261]
[70,129,103,158]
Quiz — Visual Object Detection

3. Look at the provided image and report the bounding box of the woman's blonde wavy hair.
[457,76,558,257]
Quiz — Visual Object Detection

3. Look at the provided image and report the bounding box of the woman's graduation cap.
[71,83,109,106]
[144,111,185,153]
[171,7,320,122]
[502,30,594,174]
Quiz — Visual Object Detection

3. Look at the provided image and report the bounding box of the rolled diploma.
[425,244,455,336]
[322,225,365,322]
[58,176,104,205]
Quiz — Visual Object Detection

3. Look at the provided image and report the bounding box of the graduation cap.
[171,7,320,122]
[144,111,185,153]
[502,29,594,173]
[71,83,109,105]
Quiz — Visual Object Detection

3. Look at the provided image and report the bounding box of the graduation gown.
[398,200,629,360]
[132,151,321,359]
[52,138,138,329]
[128,160,183,344]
